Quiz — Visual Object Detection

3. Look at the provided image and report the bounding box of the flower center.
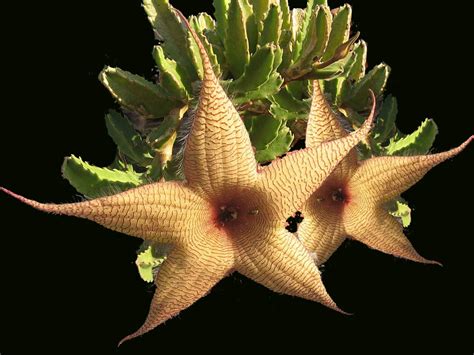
[216,204,260,227]
[313,182,350,211]
[210,191,264,236]
[331,188,346,202]
[218,205,239,225]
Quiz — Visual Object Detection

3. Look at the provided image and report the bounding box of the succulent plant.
[2,0,473,348]
[56,0,445,281]
[1,8,379,342]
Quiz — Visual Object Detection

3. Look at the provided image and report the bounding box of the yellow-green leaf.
[232,72,283,104]
[99,67,179,119]
[347,40,367,81]
[386,119,438,156]
[373,95,398,144]
[105,111,153,166]
[230,44,277,93]
[225,0,251,78]
[252,0,272,32]
[136,245,167,283]
[143,0,200,82]
[213,0,230,43]
[62,155,143,198]
[255,123,294,162]
[322,4,352,62]
[345,63,391,111]
[259,5,282,46]
[241,0,258,54]
[246,114,282,151]
[388,200,412,228]
[153,46,190,100]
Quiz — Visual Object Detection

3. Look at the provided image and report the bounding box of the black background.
[0,1,472,354]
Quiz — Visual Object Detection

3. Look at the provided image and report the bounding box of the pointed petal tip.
[320,295,350,315]
[409,248,443,266]
[333,305,352,316]
[118,326,148,347]
[1,186,36,207]
[350,89,377,141]
[117,334,134,348]
[465,134,473,146]
[449,134,473,151]
[1,186,56,214]
[1,185,86,217]
[451,134,473,152]
[1,186,12,196]
[173,9,201,55]
[397,251,442,267]
[419,257,443,267]
[174,8,214,81]
[364,89,377,133]
[428,134,473,164]
[324,299,351,315]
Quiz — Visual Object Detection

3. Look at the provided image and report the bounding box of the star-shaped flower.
[0,14,375,344]
[298,80,472,265]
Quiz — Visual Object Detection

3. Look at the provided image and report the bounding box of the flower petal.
[0,182,208,246]
[350,136,473,204]
[298,200,346,266]
[177,11,258,198]
[236,228,345,313]
[119,234,234,345]
[344,208,440,264]
[306,80,350,146]
[257,92,376,220]
[306,80,358,178]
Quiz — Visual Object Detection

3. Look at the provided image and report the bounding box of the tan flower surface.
[299,80,472,265]
[0,13,375,344]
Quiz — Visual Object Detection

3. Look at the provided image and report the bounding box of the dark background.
[0,0,472,354]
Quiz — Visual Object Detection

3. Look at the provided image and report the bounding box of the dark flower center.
[211,191,264,234]
[313,183,350,210]
[331,188,346,202]
[218,205,239,225]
